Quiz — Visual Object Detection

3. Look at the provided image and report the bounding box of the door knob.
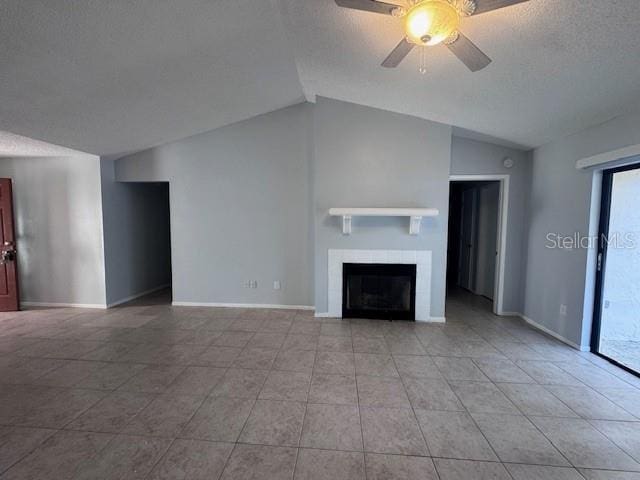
[0,249,15,265]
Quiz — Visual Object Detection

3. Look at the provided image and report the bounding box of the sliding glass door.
[592,163,640,375]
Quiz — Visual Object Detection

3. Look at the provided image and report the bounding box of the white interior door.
[475,183,499,299]
[458,188,477,291]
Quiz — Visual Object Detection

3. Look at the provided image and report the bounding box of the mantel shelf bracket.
[342,215,352,235]
[409,216,422,235]
[329,208,439,236]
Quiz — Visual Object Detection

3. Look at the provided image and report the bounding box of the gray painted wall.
[113,98,551,322]
[115,103,313,307]
[0,156,107,306]
[525,111,640,348]
[312,98,452,318]
[6,95,636,349]
[450,136,532,313]
[100,159,171,306]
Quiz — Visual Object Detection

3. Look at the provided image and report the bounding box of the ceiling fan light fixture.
[443,30,459,45]
[449,0,477,16]
[405,0,460,47]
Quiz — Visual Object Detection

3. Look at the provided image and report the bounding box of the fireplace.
[342,263,416,320]
[327,249,433,321]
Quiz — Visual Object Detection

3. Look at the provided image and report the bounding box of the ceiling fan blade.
[446,32,492,72]
[473,0,530,15]
[335,0,400,15]
[381,38,415,68]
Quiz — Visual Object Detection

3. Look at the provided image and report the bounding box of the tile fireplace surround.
[327,249,433,321]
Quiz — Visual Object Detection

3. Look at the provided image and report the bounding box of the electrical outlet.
[560,304,567,316]
[273,281,281,290]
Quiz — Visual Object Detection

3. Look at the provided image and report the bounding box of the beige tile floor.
[0,290,639,479]
[600,339,640,375]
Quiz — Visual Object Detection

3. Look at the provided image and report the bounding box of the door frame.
[590,161,640,377]
[0,178,19,311]
[449,174,510,316]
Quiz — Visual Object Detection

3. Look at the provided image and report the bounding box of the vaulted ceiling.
[1,0,639,156]
[283,0,640,148]
[0,0,304,157]
[0,130,91,157]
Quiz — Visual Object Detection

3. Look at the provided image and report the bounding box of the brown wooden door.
[0,179,19,311]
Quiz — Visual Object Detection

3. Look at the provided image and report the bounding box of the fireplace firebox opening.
[342,263,416,321]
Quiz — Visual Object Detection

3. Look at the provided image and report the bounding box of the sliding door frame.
[591,161,640,377]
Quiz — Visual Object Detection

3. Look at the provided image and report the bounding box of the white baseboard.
[517,313,590,352]
[172,301,314,311]
[22,301,107,310]
[107,284,170,308]
[426,316,446,323]
[314,312,333,318]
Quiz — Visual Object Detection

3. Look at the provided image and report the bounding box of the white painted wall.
[525,111,640,348]
[0,156,107,307]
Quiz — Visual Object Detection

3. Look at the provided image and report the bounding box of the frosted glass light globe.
[405,0,460,46]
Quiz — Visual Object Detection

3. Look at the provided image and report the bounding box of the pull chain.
[419,46,427,74]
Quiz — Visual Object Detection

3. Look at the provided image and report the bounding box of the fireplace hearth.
[342,263,416,320]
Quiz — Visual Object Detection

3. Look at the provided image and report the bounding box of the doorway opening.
[103,181,172,307]
[591,162,640,376]
[447,176,507,315]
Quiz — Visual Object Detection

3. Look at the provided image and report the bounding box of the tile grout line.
[292,330,319,480]
[0,426,59,477]
[388,348,433,460]
[436,364,506,470]
[4,303,640,477]
[414,326,513,479]
[351,330,371,479]
[585,418,640,467]
[442,350,579,472]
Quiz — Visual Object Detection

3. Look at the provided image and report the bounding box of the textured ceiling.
[0,130,91,157]
[0,0,304,157]
[281,0,640,148]
[1,1,639,155]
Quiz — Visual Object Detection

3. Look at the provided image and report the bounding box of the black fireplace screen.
[342,263,416,320]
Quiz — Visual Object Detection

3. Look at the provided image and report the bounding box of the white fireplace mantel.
[328,207,439,235]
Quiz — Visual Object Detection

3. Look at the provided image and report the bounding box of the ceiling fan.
[334,0,530,72]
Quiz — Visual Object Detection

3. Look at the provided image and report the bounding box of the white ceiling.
[0,0,304,157]
[1,0,639,155]
[0,130,91,158]
[282,0,640,148]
